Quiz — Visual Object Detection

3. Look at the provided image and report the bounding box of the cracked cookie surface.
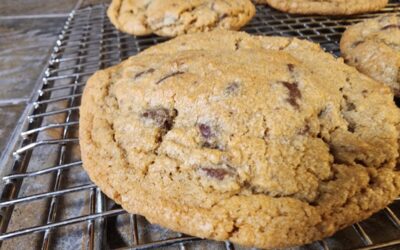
[340,15,400,96]
[80,30,400,249]
[253,0,388,15]
[107,0,255,37]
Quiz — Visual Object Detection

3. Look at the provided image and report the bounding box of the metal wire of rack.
[0,1,399,250]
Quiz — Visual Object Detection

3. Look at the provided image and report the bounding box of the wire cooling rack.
[0,2,400,250]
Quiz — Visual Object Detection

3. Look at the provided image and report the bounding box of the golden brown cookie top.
[107,0,255,37]
[341,15,400,96]
[254,0,388,15]
[80,30,400,249]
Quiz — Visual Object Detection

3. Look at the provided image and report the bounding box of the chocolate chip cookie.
[80,30,400,249]
[254,0,388,15]
[107,0,256,37]
[340,15,400,96]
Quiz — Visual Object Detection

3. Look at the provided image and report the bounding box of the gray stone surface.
[0,105,24,156]
[81,0,110,8]
[0,17,67,101]
[0,17,69,162]
[0,0,78,16]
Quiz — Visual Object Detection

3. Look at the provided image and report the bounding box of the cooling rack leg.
[130,214,139,246]
[93,188,105,250]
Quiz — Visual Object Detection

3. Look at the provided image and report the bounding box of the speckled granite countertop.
[0,0,108,162]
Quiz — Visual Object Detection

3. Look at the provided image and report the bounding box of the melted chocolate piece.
[394,96,400,108]
[198,123,223,149]
[225,81,240,95]
[142,108,177,130]
[287,63,295,72]
[155,71,185,85]
[134,68,155,79]
[199,124,212,139]
[281,81,302,109]
[348,122,356,133]
[318,107,328,118]
[234,38,242,50]
[347,102,356,111]
[200,167,231,180]
[395,162,400,171]
[220,13,228,20]
[343,95,356,111]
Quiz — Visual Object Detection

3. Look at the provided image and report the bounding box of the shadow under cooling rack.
[0,2,400,250]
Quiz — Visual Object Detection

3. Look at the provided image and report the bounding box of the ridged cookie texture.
[80,30,400,249]
[341,15,400,96]
[107,0,255,37]
[253,0,388,15]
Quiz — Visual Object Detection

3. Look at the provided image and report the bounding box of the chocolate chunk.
[395,97,400,108]
[318,107,327,118]
[199,124,212,139]
[189,18,197,25]
[220,13,228,20]
[348,121,356,133]
[142,108,177,130]
[343,95,356,111]
[155,71,185,85]
[225,81,240,95]
[134,68,155,79]
[198,124,222,149]
[281,81,302,109]
[381,24,400,30]
[352,40,365,48]
[263,128,269,141]
[142,108,178,146]
[287,63,295,72]
[347,102,356,111]
[200,167,231,180]
[234,38,242,50]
